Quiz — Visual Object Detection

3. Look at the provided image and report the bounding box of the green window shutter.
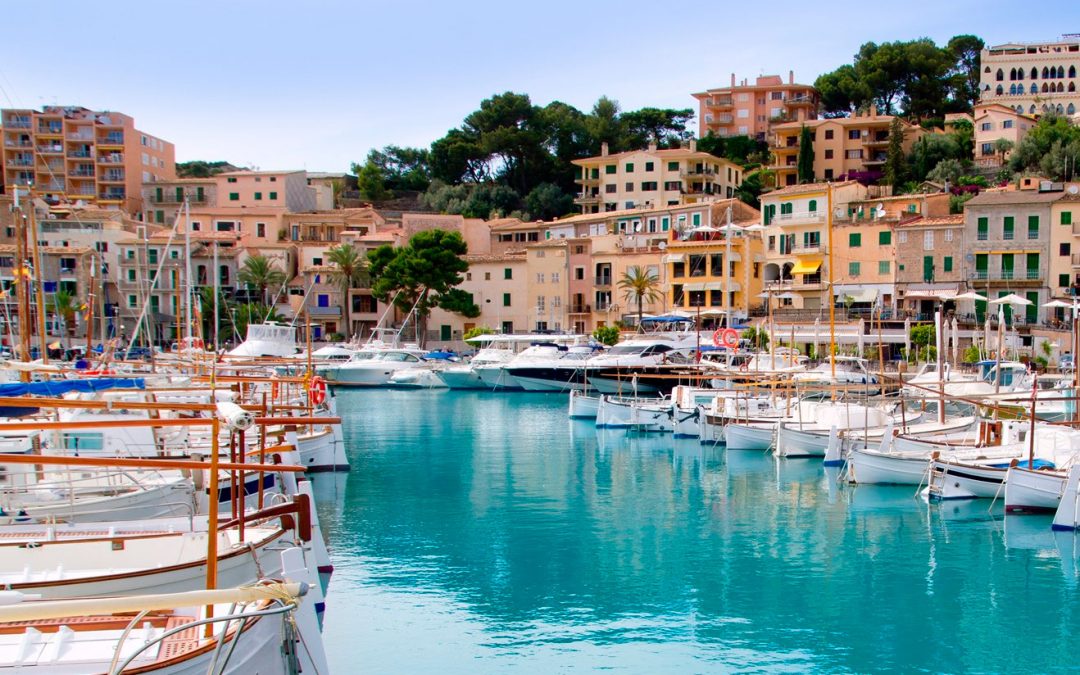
[269,191,278,200]
[1062,211,1073,225]
[155,187,162,202]
[155,210,164,224]
[440,325,452,341]
[229,192,239,201]
[1026,253,1039,279]
[879,230,891,245]
[645,162,654,171]
[1060,273,1071,287]
[661,217,669,231]
[1026,292,1038,323]
[977,217,988,239]
[502,293,511,306]
[504,268,512,280]
[196,187,204,201]
[590,168,598,179]
[625,163,634,172]
[254,192,262,200]
[975,253,988,272]
[692,213,701,226]
[1028,215,1039,238]
[923,255,934,282]
[849,232,861,247]
[848,262,860,276]
[1003,216,1014,239]
[878,260,890,275]
[175,187,183,202]
[605,164,616,174]
[808,199,817,212]
[943,256,953,272]
[667,161,678,171]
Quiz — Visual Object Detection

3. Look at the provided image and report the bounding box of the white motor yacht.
[329,348,429,386]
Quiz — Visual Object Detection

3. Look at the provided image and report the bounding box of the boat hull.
[848,448,929,485]
[568,390,600,419]
[724,422,775,451]
[775,423,829,458]
[1005,466,1065,513]
[928,460,1005,500]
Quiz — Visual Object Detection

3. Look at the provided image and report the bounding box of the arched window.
[1043,104,1051,112]
[1043,67,1050,78]
[1031,83,1039,94]
[996,84,1004,95]
[985,66,992,73]
[1070,65,1077,78]
[1042,83,1049,93]
[808,199,817,212]
[1008,84,1016,95]
[1017,68,1024,80]
[1058,66,1065,78]
[1009,68,1017,80]
[1016,105,1024,114]
[1030,105,1037,114]
[1070,82,1077,92]
[1057,104,1065,114]
[996,68,1004,81]
[1069,103,1077,115]
[1058,82,1066,93]
[1032,67,1039,79]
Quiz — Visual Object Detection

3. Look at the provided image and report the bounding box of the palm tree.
[618,265,662,330]
[199,286,232,349]
[51,290,79,339]
[325,244,369,340]
[238,255,287,306]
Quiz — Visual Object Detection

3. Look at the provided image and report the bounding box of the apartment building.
[963,189,1065,324]
[893,215,968,318]
[1049,193,1080,316]
[759,181,868,311]
[1,106,174,214]
[693,72,818,139]
[979,38,1080,117]
[571,141,744,214]
[425,252,530,341]
[142,179,217,225]
[769,110,928,187]
[972,104,1037,171]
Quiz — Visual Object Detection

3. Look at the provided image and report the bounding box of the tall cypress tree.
[796,125,814,184]
[883,116,909,187]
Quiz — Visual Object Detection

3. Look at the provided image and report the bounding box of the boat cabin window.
[61,432,104,451]
[382,352,419,362]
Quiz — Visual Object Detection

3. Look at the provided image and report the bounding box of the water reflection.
[323,390,1080,673]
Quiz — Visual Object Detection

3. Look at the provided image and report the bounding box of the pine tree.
[883,116,909,187]
[797,125,814,184]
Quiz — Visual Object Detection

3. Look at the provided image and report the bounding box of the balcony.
[98,135,124,147]
[151,192,208,204]
[784,95,816,108]
[863,134,891,147]
[709,97,734,108]
[574,193,601,206]
[69,150,92,158]
[69,169,95,177]
[100,171,125,182]
[37,144,63,154]
[307,305,342,318]
[789,242,826,255]
[36,125,62,136]
[680,168,716,179]
[99,192,126,202]
[969,270,1042,284]
[6,159,33,168]
[774,211,826,225]
[570,304,592,314]
[97,154,124,164]
[5,118,31,129]
[5,139,32,148]
[66,131,94,141]
[863,155,888,166]
[594,275,612,287]
[574,175,600,186]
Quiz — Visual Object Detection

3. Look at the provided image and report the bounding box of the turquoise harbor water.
[312,390,1080,673]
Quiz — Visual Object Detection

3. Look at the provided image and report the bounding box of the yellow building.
[759,181,869,310]
[768,110,928,186]
[1049,193,1080,320]
[665,218,765,322]
[571,141,744,214]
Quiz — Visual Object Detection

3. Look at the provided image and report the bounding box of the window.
[824,130,834,140]
[878,260,890,275]
[667,161,678,171]
[625,182,634,192]
[1061,274,1072,288]
[536,272,545,284]
[269,192,277,200]
[155,210,164,224]
[552,272,560,283]
[148,249,158,265]
[661,217,669,231]
[503,293,511,307]
[824,149,833,159]
[229,192,239,201]
[848,130,861,140]
[605,184,616,194]
[312,257,323,266]
[484,272,491,281]
[256,222,266,238]
[849,262,860,277]
[254,192,262,200]
[923,231,934,250]
[849,232,861,247]
[605,164,616,174]
[126,249,135,260]
[944,229,953,242]
[127,294,137,308]
[845,149,863,159]
[980,122,992,131]
[192,221,201,232]
[879,230,891,245]
[1063,211,1074,225]
[943,256,953,272]
[575,267,584,280]
[1028,215,1039,239]
[625,163,634,172]
[1062,243,1072,256]
[977,217,988,240]
[227,177,237,183]
[1003,120,1014,129]
[127,269,136,282]
[170,249,179,259]
[641,181,657,191]
[1003,216,1014,240]
[644,162,654,171]
[808,200,817,212]
[504,268,512,280]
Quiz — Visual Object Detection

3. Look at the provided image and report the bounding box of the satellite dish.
[658,241,667,250]
[834,208,844,219]
[1070,185,1079,195]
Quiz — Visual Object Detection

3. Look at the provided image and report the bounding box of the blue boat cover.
[0,378,145,397]
[988,458,1055,470]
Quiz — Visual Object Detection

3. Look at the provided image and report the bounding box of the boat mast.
[12,186,31,379]
[826,182,836,382]
[26,189,48,364]
[183,199,193,345]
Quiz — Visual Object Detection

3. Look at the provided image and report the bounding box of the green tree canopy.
[883,117,909,186]
[797,125,814,183]
[1008,113,1080,180]
[238,255,287,306]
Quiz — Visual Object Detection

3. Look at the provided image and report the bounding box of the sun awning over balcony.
[790,258,822,275]
[662,254,686,264]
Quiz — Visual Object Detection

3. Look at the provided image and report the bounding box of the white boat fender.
[216,402,254,431]
[0,591,39,605]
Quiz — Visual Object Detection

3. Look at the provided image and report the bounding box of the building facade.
[971,103,1037,171]
[768,111,928,187]
[979,38,1080,118]
[692,73,818,140]
[1,106,174,213]
[572,142,744,214]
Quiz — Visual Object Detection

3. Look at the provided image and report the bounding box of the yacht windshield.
[606,345,648,355]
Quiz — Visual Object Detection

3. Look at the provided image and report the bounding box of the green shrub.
[593,325,620,346]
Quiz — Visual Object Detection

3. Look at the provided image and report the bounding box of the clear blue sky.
[0,1,1068,172]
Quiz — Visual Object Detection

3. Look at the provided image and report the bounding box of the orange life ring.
[309,376,327,406]
[720,328,739,349]
[712,329,723,347]
[271,380,280,400]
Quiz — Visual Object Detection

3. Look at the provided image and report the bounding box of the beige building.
[427,252,530,342]
[693,73,818,140]
[1,106,174,214]
[571,141,744,214]
[893,215,967,318]
[142,178,216,225]
[1049,194,1080,320]
[968,103,1037,171]
[979,38,1080,118]
[768,110,928,186]
[760,181,869,311]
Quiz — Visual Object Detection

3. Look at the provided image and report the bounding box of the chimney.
[648,141,657,153]
[789,70,794,84]
[689,139,697,153]
[731,73,736,87]
[601,142,609,156]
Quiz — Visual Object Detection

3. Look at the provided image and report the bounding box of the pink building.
[693,73,818,140]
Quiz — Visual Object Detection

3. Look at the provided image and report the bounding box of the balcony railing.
[97,154,124,164]
[774,211,826,223]
[5,139,32,148]
[680,168,716,179]
[570,304,592,314]
[970,270,1041,281]
[150,192,208,204]
[101,171,125,182]
[574,193,601,205]
[5,119,31,129]
[69,150,92,158]
[36,125,62,135]
[710,97,733,107]
[69,169,95,177]
[594,275,612,287]
[66,132,94,140]
[37,144,63,154]
[98,135,124,145]
[6,160,33,167]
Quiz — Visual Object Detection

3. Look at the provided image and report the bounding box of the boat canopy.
[0,378,145,397]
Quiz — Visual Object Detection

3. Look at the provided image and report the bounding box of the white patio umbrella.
[813,317,821,360]
[687,224,722,234]
[1043,300,1073,308]
[717,223,745,234]
[955,291,988,302]
[990,293,1033,306]
[857,318,865,355]
[903,316,911,358]
[951,316,960,365]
